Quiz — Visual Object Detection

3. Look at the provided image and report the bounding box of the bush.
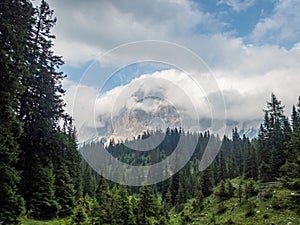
[270,197,288,210]
[217,202,227,214]
[245,202,255,217]
[224,218,235,224]
[71,204,88,225]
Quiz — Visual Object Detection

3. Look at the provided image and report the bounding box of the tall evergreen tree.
[137,185,160,225]
[55,162,76,218]
[244,137,258,180]
[17,0,80,218]
[30,160,59,220]
[232,128,244,176]
[0,0,32,223]
[218,149,226,182]
[201,166,213,197]
[111,185,135,225]
[280,97,300,189]
[258,93,290,180]
[95,175,112,224]
[82,161,96,197]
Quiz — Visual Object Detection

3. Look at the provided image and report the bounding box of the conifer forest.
[1,1,300,224]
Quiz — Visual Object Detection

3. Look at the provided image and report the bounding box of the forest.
[1,0,300,224]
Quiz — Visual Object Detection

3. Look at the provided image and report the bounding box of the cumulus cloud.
[65,69,215,141]
[252,0,300,46]
[48,0,221,64]
[64,62,300,143]
[52,0,300,141]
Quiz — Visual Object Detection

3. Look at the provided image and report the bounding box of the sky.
[44,0,300,141]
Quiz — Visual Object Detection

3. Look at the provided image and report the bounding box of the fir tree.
[0,0,32,223]
[30,160,59,220]
[71,200,88,225]
[137,185,160,225]
[258,93,289,180]
[94,175,112,224]
[201,166,213,197]
[55,162,76,218]
[112,185,135,225]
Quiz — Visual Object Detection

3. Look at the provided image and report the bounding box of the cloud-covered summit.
[42,0,300,142]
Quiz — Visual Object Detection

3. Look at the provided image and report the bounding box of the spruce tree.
[55,162,76,218]
[0,0,32,223]
[244,137,258,180]
[71,200,88,225]
[17,0,80,218]
[95,175,112,224]
[137,185,160,225]
[232,128,244,176]
[112,185,135,225]
[258,93,290,180]
[82,161,96,197]
[218,149,226,182]
[201,166,213,197]
[280,97,300,189]
[30,160,59,220]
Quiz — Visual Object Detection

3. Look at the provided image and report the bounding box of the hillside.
[169,178,300,225]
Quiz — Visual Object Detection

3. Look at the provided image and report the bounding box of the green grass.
[20,217,68,225]
[169,179,300,225]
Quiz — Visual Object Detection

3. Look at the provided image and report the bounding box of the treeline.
[0,0,81,224]
[80,93,300,224]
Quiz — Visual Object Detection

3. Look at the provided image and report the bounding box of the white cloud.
[252,0,300,45]
[48,0,221,64]
[52,1,300,141]
[65,69,218,141]
[65,62,300,142]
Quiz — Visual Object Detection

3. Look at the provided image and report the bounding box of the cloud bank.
[47,0,300,141]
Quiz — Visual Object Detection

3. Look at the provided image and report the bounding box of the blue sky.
[46,0,300,139]
[197,0,275,38]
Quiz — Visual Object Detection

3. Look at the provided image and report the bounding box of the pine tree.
[61,118,82,198]
[164,189,172,211]
[258,93,289,180]
[244,138,258,180]
[137,185,160,225]
[232,128,244,176]
[55,162,76,217]
[30,160,59,220]
[170,172,180,205]
[201,166,213,197]
[71,200,88,225]
[95,175,112,224]
[193,182,204,211]
[280,97,300,189]
[244,180,257,201]
[82,161,96,197]
[17,1,80,218]
[215,180,226,201]
[218,149,226,182]
[111,185,135,225]
[0,0,32,223]
[175,182,186,209]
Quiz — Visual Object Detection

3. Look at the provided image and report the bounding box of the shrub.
[224,218,235,224]
[245,202,255,217]
[217,202,227,214]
